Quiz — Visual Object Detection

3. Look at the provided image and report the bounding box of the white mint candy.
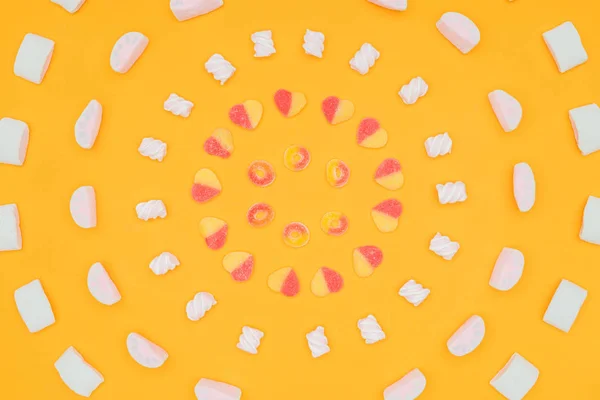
[195,378,242,400]
[75,100,102,149]
[303,29,325,58]
[489,90,522,132]
[51,0,86,13]
[186,292,217,321]
[14,279,55,333]
[543,21,588,73]
[55,347,104,397]
[436,181,467,204]
[170,0,223,22]
[136,200,167,221]
[447,315,485,356]
[429,232,459,260]
[306,326,330,358]
[543,279,587,333]
[399,77,428,105]
[384,368,426,400]
[252,30,276,58]
[205,54,236,85]
[368,0,407,11]
[0,204,22,251]
[490,353,539,400]
[126,333,168,368]
[570,103,600,156]
[424,132,452,158]
[0,117,29,166]
[14,33,55,84]
[489,248,524,291]
[237,326,264,354]
[70,186,97,229]
[349,43,380,75]
[110,32,149,74]
[513,162,535,212]
[164,93,194,118]
[580,195,600,245]
[87,263,121,306]
[357,314,386,344]
[436,12,480,54]
[138,137,167,162]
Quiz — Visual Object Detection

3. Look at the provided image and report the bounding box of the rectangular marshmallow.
[0,204,22,251]
[195,378,242,400]
[543,21,588,73]
[490,353,539,400]
[543,279,587,333]
[51,0,86,13]
[14,279,55,333]
[580,196,600,245]
[55,347,104,397]
[14,33,55,84]
[570,104,600,156]
[0,117,30,166]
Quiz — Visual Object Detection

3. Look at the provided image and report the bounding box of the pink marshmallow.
[170,0,223,21]
[384,369,426,400]
[110,32,149,74]
[70,186,96,229]
[490,248,524,291]
[194,378,242,400]
[489,90,523,132]
[436,12,480,54]
[87,263,121,306]
[75,99,102,149]
[126,333,168,368]
[447,315,485,356]
[513,162,535,212]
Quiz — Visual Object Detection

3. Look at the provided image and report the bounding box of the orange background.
[1,0,600,398]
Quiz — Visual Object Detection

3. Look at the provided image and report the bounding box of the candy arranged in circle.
[326,159,350,188]
[353,246,383,277]
[248,160,276,187]
[204,128,233,159]
[371,199,402,233]
[375,158,404,190]
[199,217,228,250]
[191,169,222,203]
[283,145,311,171]
[321,212,349,236]
[222,251,254,282]
[274,89,307,118]
[247,203,275,227]
[357,118,388,148]
[282,222,310,248]
[322,96,355,125]
[229,100,263,130]
[267,267,300,297]
[311,267,344,297]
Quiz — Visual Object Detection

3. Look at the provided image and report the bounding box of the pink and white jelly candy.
[170,0,223,21]
[513,162,535,212]
[447,315,485,356]
[384,368,426,400]
[70,186,97,229]
[490,248,524,291]
[110,32,148,74]
[87,263,121,305]
[489,90,523,132]
[436,12,480,54]
[194,378,242,400]
[75,99,102,149]
[126,333,168,368]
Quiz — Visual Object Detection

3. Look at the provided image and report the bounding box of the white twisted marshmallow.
[205,54,236,85]
[399,76,428,105]
[399,279,430,306]
[164,93,193,118]
[138,138,166,162]
[237,326,264,354]
[303,29,325,58]
[349,43,380,75]
[306,326,330,358]
[357,314,386,344]
[251,30,276,58]
[186,292,217,321]
[136,200,167,221]
[425,132,452,158]
[429,233,460,260]
[149,252,180,276]
[436,181,467,204]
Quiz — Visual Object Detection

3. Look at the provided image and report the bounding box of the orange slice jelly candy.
[283,145,311,171]
[268,267,300,297]
[248,160,276,187]
[326,159,350,188]
[321,212,349,236]
[247,203,275,227]
[282,222,310,248]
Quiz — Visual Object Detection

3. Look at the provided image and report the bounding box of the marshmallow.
[0,118,29,166]
[349,43,380,75]
[14,33,55,84]
[205,54,235,85]
[87,263,121,306]
[436,12,480,54]
[138,137,167,162]
[55,347,103,398]
[170,0,223,22]
[70,186,97,229]
[543,21,587,73]
[447,315,485,356]
[399,77,428,105]
[0,204,22,251]
[384,369,426,400]
[237,326,264,354]
[357,314,386,344]
[368,0,407,11]
[186,292,217,321]
[513,162,535,212]
[14,279,55,333]
[570,103,600,156]
[490,248,524,291]
[51,0,86,13]
[195,378,242,400]
[252,30,276,58]
[543,279,587,333]
[110,32,149,74]
[429,232,459,260]
[425,132,452,158]
[399,279,430,307]
[490,353,539,400]
[136,200,167,221]
[303,29,325,58]
[580,196,600,245]
[164,93,194,118]
[75,100,102,150]
[489,90,522,132]
[436,181,467,204]
[126,333,168,368]
[306,326,330,358]
[149,252,180,276]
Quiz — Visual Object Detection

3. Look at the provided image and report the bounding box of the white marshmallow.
[447,315,485,356]
[490,353,539,400]
[349,43,380,75]
[87,263,121,306]
[357,314,386,344]
[126,333,168,368]
[205,54,236,85]
[436,181,467,204]
[195,378,242,400]
[138,137,167,162]
[0,118,29,166]
[14,279,55,333]
[237,326,264,354]
[75,100,102,149]
[436,12,480,54]
[489,248,524,291]
[543,279,587,333]
[136,200,167,221]
[170,0,223,21]
[580,196,600,245]
[186,292,217,321]
[0,204,22,252]
[429,232,459,260]
[543,21,587,73]
[55,347,104,398]
[51,0,86,13]
[513,162,535,212]
[110,32,149,74]
[399,279,430,307]
[149,252,180,276]
[14,33,55,84]
[303,29,325,58]
[384,369,426,400]
[569,103,600,156]
[306,326,330,358]
[489,90,522,132]
[164,93,194,118]
[399,77,428,105]
[251,30,276,58]
[424,132,452,158]
[368,0,407,11]
[70,186,97,229]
